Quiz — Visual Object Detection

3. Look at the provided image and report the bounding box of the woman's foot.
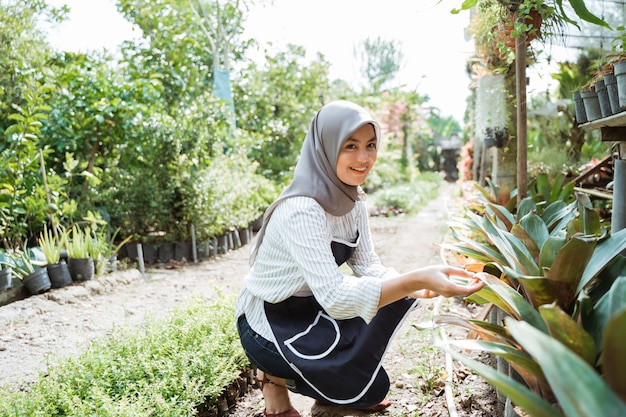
[257,371,300,416]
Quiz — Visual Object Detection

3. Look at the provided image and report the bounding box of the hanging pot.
[0,269,13,291]
[498,8,543,49]
[47,261,73,288]
[68,257,95,281]
[22,268,52,295]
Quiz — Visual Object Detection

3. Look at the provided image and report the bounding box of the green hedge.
[0,296,248,416]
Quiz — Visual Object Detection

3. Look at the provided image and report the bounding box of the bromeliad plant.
[436,189,626,416]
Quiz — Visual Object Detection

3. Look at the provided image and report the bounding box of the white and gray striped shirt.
[235,196,398,341]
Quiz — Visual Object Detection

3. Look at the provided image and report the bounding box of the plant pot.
[107,256,117,273]
[22,268,52,295]
[47,261,73,289]
[239,227,251,246]
[209,237,218,257]
[0,269,13,291]
[174,242,192,261]
[251,216,264,232]
[68,257,95,281]
[614,60,626,111]
[142,243,158,264]
[595,79,612,118]
[604,73,620,114]
[580,90,602,122]
[217,234,228,254]
[573,91,587,124]
[158,242,174,262]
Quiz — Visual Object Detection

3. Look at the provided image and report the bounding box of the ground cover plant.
[0,296,248,417]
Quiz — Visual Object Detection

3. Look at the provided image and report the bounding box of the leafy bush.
[369,173,442,216]
[0,297,248,416]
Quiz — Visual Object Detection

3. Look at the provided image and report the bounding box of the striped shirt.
[235,196,398,341]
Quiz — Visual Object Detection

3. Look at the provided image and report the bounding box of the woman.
[235,100,484,417]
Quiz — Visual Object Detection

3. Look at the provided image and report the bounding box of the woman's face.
[336,123,378,186]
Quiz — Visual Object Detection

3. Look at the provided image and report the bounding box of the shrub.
[0,296,248,416]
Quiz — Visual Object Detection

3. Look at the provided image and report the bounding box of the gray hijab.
[249,100,381,265]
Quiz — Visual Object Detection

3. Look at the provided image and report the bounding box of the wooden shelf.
[579,112,626,141]
[580,111,626,130]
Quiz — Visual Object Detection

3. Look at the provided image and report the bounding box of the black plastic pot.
[68,257,95,281]
[22,268,52,295]
[0,269,13,291]
[47,261,73,288]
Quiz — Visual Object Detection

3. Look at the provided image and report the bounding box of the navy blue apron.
[264,233,418,404]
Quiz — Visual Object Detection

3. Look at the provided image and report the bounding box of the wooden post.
[515,11,528,205]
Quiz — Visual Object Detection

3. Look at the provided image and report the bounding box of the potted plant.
[90,227,132,275]
[38,225,73,288]
[435,183,626,415]
[67,225,95,281]
[1,245,51,295]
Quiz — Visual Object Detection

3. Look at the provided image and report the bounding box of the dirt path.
[0,181,498,416]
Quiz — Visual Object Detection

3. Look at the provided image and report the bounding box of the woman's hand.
[379,265,485,307]
[409,265,485,299]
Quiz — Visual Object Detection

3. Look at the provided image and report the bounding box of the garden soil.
[0,181,500,417]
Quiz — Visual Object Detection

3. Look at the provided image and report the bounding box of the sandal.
[263,407,301,417]
[363,399,392,411]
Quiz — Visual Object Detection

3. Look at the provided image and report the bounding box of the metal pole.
[515,11,528,204]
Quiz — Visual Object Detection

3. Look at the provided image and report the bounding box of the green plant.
[37,224,66,264]
[66,225,92,259]
[436,191,626,414]
[0,245,46,280]
[0,297,248,416]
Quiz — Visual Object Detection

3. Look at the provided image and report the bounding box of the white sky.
[46,0,476,122]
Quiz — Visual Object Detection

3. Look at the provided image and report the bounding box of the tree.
[0,0,67,133]
[354,36,403,93]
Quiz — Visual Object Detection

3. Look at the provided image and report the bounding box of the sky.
[45,0,476,122]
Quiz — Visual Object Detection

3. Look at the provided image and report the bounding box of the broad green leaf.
[518,211,549,250]
[556,181,575,202]
[439,243,494,263]
[542,200,576,232]
[550,174,565,203]
[546,236,597,311]
[462,284,519,318]
[441,348,563,417]
[510,273,558,308]
[538,235,566,270]
[535,172,551,203]
[478,273,547,332]
[584,277,626,354]
[578,228,626,294]
[486,203,515,231]
[507,319,626,417]
[576,193,602,236]
[443,230,507,264]
[517,196,537,220]
[511,224,540,260]
[603,308,626,402]
[432,314,513,343]
[539,304,596,366]
[481,215,539,275]
[447,339,546,384]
